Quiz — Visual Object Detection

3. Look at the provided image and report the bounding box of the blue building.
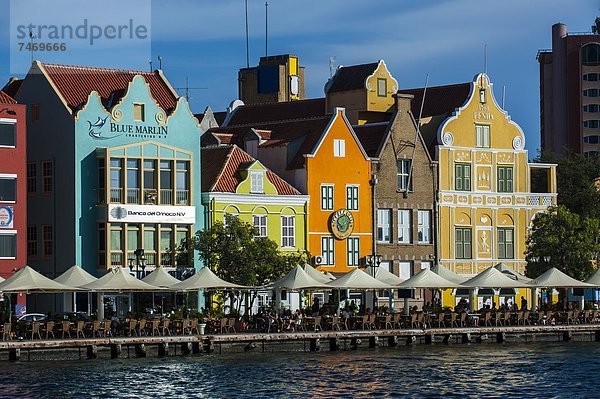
[14,62,202,312]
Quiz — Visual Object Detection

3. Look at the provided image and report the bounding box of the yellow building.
[406,73,557,307]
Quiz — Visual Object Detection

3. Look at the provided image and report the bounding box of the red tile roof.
[399,82,471,119]
[0,91,16,104]
[224,98,326,127]
[202,145,301,195]
[353,122,389,158]
[38,62,178,113]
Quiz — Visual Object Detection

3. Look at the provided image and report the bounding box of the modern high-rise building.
[538,19,600,156]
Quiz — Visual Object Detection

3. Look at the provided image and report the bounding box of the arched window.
[582,43,600,66]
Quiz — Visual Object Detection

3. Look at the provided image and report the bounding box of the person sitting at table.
[520,296,528,311]
[491,302,497,312]
[423,302,432,313]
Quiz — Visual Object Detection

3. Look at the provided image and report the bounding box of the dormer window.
[134,103,145,122]
[250,171,264,193]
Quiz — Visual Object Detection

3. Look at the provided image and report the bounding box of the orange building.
[203,107,373,273]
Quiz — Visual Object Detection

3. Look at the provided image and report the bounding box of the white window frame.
[347,236,360,266]
[133,103,145,122]
[397,159,411,191]
[281,215,295,248]
[0,119,17,149]
[250,171,264,194]
[377,208,392,243]
[476,124,490,148]
[253,214,267,237]
[0,174,17,203]
[333,139,346,157]
[321,184,334,210]
[346,185,359,211]
[398,261,412,281]
[417,210,431,244]
[321,236,335,265]
[0,230,17,259]
[398,209,411,244]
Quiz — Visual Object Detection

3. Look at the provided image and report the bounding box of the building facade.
[15,62,202,293]
[538,20,600,156]
[435,73,557,277]
[0,92,26,281]
[201,144,309,253]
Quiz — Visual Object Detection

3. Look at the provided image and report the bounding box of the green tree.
[525,205,600,280]
[189,214,307,316]
[534,151,600,218]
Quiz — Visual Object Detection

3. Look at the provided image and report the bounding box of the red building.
[0,90,26,285]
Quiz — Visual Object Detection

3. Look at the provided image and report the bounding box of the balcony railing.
[160,189,173,205]
[176,190,189,205]
[527,194,556,207]
[161,252,173,266]
[110,252,123,267]
[110,188,123,203]
[127,188,140,204]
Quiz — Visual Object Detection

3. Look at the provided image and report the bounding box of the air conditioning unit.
[144,189,158,205]
[314,256,324,266]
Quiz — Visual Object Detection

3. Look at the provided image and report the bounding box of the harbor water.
[0,341,598,398]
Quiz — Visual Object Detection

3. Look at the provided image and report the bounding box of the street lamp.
[365,255,382,277]
[128,248,146,279]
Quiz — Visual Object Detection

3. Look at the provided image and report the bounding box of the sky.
[1,0,598,155]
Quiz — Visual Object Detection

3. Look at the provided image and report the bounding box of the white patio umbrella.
[171,267,245,291]
[586,268,600,287]
[397,268,459,289]
[82,267,161,292]
[364,266,405,285]
[302,264,334,284]
[142,267,181,288]
[0,265,77,293]
[54,265,97,287]
[494,263,532,282]
[527,267,594,288]
[272,265,331,290]
[326,269,392,289]
[431,264,468,284]
[462,267,531,289]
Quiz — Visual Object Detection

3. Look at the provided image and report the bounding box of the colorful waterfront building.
[403,74,558,307]
[204,108,373,274]
[14,61,202,312]
[201,144,309,253]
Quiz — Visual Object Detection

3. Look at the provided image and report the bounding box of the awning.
[302,264,334,284]
[431,264,468,284]
[494,262,532,282]
[326,269,393,289]
[586,268,600,287]
[0,266,77,293]
[364,266,405,285]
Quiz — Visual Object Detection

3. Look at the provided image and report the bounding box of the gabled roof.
[353,122,389,159]
[0,91,16,105]
[223,98,326,127]
[2,78,22,99]
[201,145,301,195]
[37,62,179,113]
[325,62,379,93]
[399,82,471,119]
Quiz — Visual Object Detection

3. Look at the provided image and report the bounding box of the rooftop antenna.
[484,44,487,74]
[149,59,153,72]
[157,55,163,70]
[265,1,268,57]
[329,56,337,77]
[29,29,35,63]
[245,0,250,68]
[174,77,208,104]
[502,85,506,109]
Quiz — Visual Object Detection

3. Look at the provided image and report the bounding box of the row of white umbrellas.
[0,262,598,294]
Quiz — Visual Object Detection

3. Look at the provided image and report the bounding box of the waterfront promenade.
[2,322,600,361]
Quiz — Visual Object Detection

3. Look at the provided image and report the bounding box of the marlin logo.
[87,116,112,139]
